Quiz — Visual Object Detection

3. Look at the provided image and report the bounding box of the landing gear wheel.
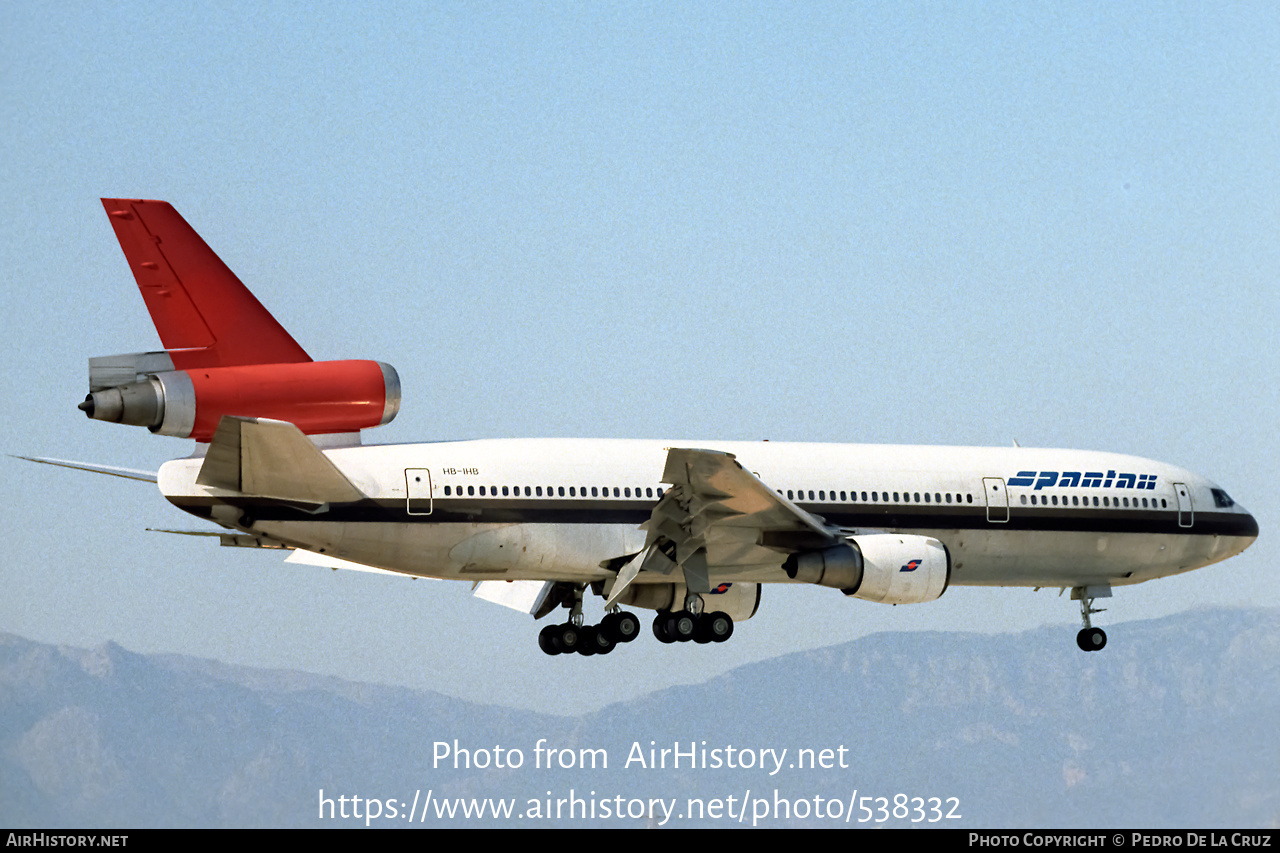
[653,612,676,643]
[577,626,599,656]
[538,624,561,656]
[666,610,697,642]
[553,623,581,654]
[1076,627,1106,652]
[604,612,641,643]
[579,626,615,656]
[703,611,734,643]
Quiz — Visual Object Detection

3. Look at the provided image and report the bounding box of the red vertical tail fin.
[100,199,311,369]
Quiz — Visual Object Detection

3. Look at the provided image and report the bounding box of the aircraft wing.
[609,448,842,602]
[284,548,415,578]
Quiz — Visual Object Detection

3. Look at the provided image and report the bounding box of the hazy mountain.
[3,607,1277,828]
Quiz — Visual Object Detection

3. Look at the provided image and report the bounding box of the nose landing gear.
[1071,585,1110,652]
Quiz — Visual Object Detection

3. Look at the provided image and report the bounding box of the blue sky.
[2,2,1277,713]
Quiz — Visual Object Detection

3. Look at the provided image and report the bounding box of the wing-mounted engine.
[81,351,400,441]
[784,533,950,605]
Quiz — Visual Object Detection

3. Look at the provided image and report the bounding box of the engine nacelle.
[785,533,950,605]
[613,582,761,622]
[80,355,400,441]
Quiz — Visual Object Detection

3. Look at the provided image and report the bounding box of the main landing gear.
[1071,585,1109,652]
[538,611,642,656]
[536,586,736,655]
[650,590,734,644]
[652,609,734,644]
[537,583,642,656]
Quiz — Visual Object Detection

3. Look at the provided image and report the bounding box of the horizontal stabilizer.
[12,455,158,483]
[196,416,365,505]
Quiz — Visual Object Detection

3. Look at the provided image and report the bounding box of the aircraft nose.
[1240,508,1260,542]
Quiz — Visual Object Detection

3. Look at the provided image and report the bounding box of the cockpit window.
[1211,488,1235,508]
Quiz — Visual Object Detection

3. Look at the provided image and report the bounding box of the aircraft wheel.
[607,612,641,643]
[705,611,734,643]
[538,624,561,656]
[587,625,616,655]
[667,611,697,642]
[553,623,581,654]
[1076,627,1106,652]
[653,612,676,643]
[577,626,599,656]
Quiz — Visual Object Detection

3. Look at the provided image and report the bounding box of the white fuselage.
[156,438,1258,591]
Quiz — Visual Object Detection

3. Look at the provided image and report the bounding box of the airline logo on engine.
[901,560,922,573]
[710,583,733,594]
[1008,470,1157,491]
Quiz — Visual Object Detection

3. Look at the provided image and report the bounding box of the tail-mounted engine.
[783,533,950,605]
[80,351,400,441]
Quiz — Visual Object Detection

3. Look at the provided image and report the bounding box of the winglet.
[101,199,311,369]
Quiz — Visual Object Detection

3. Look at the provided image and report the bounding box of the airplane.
[54,198,1258,657]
